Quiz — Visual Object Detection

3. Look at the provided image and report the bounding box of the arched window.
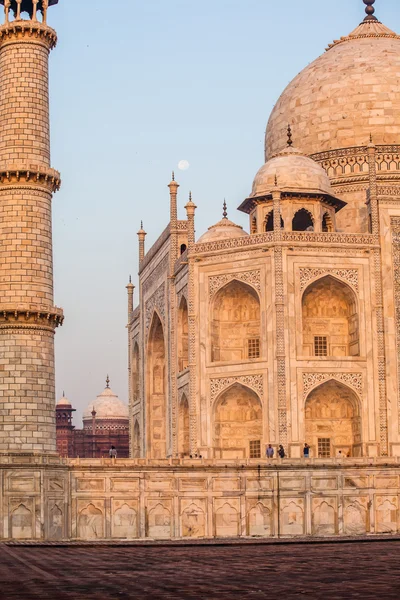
[178,296,189,371]
[305,380,362,457]
[302,275,359,357]
[132,342,139,402]
[322,212,334,232]
[292,208,314,231]
[211,280,261,363]
[214,383,262,459]
[178,394,190,456]
[133,420,140,458]
[180,244,187,255]
[265,210,284,232]
[146,313,167,458]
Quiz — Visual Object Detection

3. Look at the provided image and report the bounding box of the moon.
[178,160,190,171]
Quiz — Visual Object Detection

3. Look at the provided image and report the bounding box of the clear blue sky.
[49,0,400,421]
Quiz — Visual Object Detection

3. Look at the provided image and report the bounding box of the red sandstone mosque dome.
[265,3,400,159]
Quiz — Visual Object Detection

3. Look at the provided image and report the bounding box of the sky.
[48,0,400,421]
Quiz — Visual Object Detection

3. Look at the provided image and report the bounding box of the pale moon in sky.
[178,160,190,171]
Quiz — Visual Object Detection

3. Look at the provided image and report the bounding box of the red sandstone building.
[56,378,129,458]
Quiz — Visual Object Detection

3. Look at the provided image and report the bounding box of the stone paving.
[0,539,399,599]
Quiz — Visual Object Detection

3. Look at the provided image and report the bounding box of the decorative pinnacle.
[129,275,132,284]
[274,174,278,186]
[172,171,175,181]
[287,124,293,147]
[363,0,377,22]
[189,191,192,201]
[62,390,65,398]
[223,199,228,219]
[106,375,110,389]
[140,220,143,229]
[370,133,373,143]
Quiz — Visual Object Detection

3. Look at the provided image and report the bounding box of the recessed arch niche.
[132,342,140,402]
[211,280,261,363]
[302,275,360,357]
[265,210,284,232]
[292,208,314,231]
[146,312,167,458]
[178,296,189,371]
[305,379,362,457]
[178,394,190,456]
[213,383,262,459]
[132,420,140,458]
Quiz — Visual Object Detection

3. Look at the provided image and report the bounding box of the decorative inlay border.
[302,372,363,400]
[210,374,264,404]
[208,270,261,299]
[299,267,359,292]
[145,283,165,334]
[391,217,400,434]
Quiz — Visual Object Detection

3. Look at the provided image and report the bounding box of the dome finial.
[172,171,175,181]
[363,0,377,22]
[223,199,228,219]
[106,375,110,389]
[287,124,293,147]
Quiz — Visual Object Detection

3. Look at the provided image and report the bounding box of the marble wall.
[1,457,400,541]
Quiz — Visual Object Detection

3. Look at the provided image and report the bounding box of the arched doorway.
[265,210,284,232]
[133,420,140,458]
[302,275,359,357]
[214,383,262,459]
[305,380,362,457]
[211,280,260,362]
[146,312,166,458]
[178,394,190,456]
[178,296,189,372]
[292,208,314,231]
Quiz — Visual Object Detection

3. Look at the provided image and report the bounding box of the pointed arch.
[133,419,140,458]
[132,341,140,403]
[302,275,360,357]
[211,280,261,363]
[292,208,314,231]
[178,295,189,372]
[213,383,262,459]
[178,393,190,456]
[322,211,334,232]
[146,311,167,458]
[305,379,362,457]
[264,210,284,232]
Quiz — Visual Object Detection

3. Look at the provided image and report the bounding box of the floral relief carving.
[299,267,359,293]
[208,270,261,299]
[210,374,264,404]
[302,372,363,400]
[145,283,166,334]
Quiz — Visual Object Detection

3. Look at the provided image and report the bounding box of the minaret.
[0,0,63,454]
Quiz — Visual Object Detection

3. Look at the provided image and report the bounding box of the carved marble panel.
[312,498,337,535]
[112,501,138,539]
[208,270,261,299]
[180,499,206,538]
[344,498,368,535]
[303,372,362,399]
[247,500,272,536]
[145,283,166,334]
[299,267,359,292]
[375,496,398,534]
[214,499,240,537]
[77,502,105,540]
[147,501,172,539]
[210,374,264,404]
[280,499,304,536]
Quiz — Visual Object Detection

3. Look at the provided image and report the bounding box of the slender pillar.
[137,222,147,265]
[168,172,179,268]
[368,137,388,455]
[185,193,197,452]
[168,173,179,454]
[0,1,62,454]
[272,187,288,449]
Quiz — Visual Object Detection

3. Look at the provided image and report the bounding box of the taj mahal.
[1,0,400,541]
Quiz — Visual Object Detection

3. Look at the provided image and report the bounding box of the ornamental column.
[0,0,63,454]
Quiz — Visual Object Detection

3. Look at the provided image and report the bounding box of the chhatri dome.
[82,376,129,422]
[251,142,335,200]
[265,0,400,158]
[197,201,248,242]
[57,392,71,407]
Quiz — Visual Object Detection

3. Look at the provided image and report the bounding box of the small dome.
[57,394,71,407]
[251,146,334,199]
[83,385,129,421]
[197,217,248,243]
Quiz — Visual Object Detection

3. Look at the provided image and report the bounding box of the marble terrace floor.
[0,539,399,599]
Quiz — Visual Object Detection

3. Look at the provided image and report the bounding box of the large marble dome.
[265,15,400,159]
